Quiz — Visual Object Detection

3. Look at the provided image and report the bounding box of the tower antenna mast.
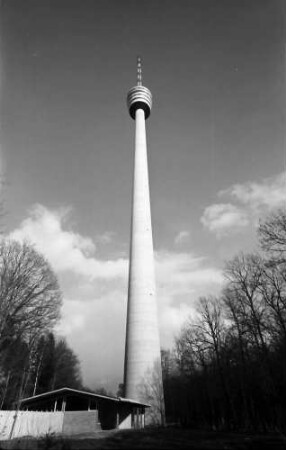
[137,56,142,86]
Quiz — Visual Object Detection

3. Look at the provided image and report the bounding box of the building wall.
[0,407,145,438]
[0,411,64,439]
[118,405,145,429]
[118,404,132,429]
[62,411,101,434]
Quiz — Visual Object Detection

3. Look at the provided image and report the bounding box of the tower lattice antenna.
[137,56,142,86]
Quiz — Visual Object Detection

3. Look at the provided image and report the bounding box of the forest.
[163,209,286,431]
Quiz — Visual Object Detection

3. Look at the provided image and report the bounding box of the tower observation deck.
[127,57,152,119]
[124,58,165,425]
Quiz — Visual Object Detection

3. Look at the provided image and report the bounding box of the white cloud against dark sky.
[201,171,286,237]
[1,0,285,391]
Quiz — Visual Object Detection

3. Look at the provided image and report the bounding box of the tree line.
[0,239,82,408]
[162,209,286,431]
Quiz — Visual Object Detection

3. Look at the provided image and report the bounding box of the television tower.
[124,57,164,425]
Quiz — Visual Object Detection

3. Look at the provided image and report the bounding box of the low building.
[16,387,149,435]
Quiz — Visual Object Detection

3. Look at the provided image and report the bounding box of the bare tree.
[224,254,269,353]
[137,358,165,426]
[258,209,286,258]
[0,239,62,407]
[176,320,218,428]
[0,239,62,347]
[259,262,286,342]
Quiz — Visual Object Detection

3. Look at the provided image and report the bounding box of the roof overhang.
[20,387,150,408]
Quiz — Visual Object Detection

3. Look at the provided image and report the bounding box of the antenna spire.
[137,56,142,86]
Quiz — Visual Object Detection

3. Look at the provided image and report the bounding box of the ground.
[1,428,286,449]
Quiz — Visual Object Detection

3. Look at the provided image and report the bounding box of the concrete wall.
[117,405,145,430]
[118,404,132,430]
[0,403,145,438]
[124,107,164,425]
[62,411,101,435]
[0,411,64,439]
[118,413,132,429]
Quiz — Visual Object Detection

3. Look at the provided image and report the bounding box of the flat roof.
[20,387,150,408]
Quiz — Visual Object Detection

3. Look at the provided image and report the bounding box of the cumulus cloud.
[56,291,127,391]
[201,171,286,238]
[220,171,286,210]
[155,251,224,347]
[9,204,128,280]
[174,230,191,245]
[9,204,224,391]
[201,203,249,237]
[155,251,223,295]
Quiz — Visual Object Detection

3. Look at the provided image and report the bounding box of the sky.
[0,0,286,393]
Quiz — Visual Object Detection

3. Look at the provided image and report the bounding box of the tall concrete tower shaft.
[124,58,164,424]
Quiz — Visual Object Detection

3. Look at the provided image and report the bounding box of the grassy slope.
[1,428,286,449]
